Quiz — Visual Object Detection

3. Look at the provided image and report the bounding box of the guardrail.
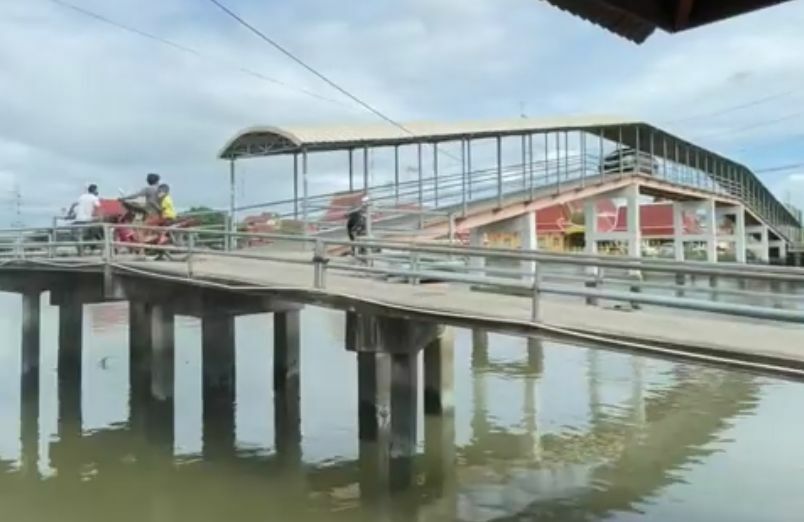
[0,224,802,325]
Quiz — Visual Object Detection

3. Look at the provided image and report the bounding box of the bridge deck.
[114,255,804,374]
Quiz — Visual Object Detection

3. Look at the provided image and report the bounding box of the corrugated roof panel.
[542,0,656,43]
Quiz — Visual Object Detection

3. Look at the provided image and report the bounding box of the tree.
[182,206,225,227]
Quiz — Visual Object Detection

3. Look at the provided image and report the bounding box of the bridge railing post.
[187,231,196,278]
[531,261,542,322]
[447,213,456,246]
[313,239,327,289]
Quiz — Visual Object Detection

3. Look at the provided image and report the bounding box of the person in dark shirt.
[347,196,369,256]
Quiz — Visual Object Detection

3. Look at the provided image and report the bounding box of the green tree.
[182,206,225,227]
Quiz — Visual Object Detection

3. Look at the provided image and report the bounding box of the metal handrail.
[2,224,802,326]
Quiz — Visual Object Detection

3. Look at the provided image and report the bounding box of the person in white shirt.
[70,184,101,223]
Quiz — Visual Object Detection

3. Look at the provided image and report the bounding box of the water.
[1,292,803,521]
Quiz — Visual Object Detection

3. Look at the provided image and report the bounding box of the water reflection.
[1,294,803,521]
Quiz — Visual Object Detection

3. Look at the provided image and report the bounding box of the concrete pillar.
[471,329,489,369]
[626,184,641,258]
[274,311,301,467]
[423,329,454,416]
[129,302,152,434]
[148,305,175,452]
[760,226,770,263]
[673,202,685,262]
[704,199,717,262]
[734,206,747,263]
[201,314,236,458]
[520,211,537,281]
[21,292,41,476]
[58,299,83,438]
[584,199,598,256]
[349,314,438,497]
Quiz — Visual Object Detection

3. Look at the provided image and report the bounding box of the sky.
[2,0,804,225]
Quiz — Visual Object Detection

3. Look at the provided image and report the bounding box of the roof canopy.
[220,116,645,159]
[545,0,793,43]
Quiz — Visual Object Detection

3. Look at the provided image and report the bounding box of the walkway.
[106,254,803,374]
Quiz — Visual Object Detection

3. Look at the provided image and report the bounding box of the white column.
[584,199,598,255]
[673,202,685,262]
[734,206,747,263]
[760,226,770,263]
[626,185,641,258]
[520,211,537,282]
[704,199,717,263]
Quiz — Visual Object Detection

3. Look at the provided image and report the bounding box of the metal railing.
[1,224,802,326]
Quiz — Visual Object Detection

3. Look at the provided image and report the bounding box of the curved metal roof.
[218,116,638,159]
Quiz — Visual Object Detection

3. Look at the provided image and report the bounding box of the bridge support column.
[625,184,642,259]
[704,199,718,262]
[424,332,456,495]
[21,291,41,476]
[149,305,175,452]
[747,225,770,263]
[471,329,489,369]
[734,206,747,263]
[347,313,441,497]
[673,202,685,262]
[58,297,83,439]
[202,314,236,458]
[274,311,302,467]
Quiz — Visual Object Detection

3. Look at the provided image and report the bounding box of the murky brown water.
[0,292,803,521]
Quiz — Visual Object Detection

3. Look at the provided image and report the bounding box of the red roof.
[612,203,701,236]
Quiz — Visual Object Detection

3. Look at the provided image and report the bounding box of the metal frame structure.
[2,224,803,327]
[217,117,802,245]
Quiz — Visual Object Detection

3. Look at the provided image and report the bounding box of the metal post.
[564,131,569,181]
[394,145,400,204]
[695,149,701,188]
[313,239,326,289]
[433,143,439,207]
[448,213,456,245]
[581,131,587,187]
[528,134,535,199]
[496,136,503,208]
[649,130,655,176]
[635,125,641,174]
[187,232,196,278]
[531,262,542,322]
[461,139,468,216]
[302,149,309,237]
[662,137,668,180]
[467,139,473,200]
[521,135,527,191]
[417,143,424,229]
[599,130,604,178]
[228,159,236,251]
[685,147,691,186]
[555,132,561,193]
[363,146,369,191]
[349,148,355,193]
[293,153,299,219]
[618,127,624,178]
[545,133,550,186]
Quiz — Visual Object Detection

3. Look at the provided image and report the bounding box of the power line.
[695,109,804,140]
[755,162,804,174]
[666,88,803,125]
[46,0,354,109]
[205,0,468,165]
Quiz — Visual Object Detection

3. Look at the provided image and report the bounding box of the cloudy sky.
[2,0,804,225]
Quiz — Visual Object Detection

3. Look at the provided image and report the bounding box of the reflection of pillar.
[587,349,603,425]
[129,302,152,432]
[148,305,174,453]
[358,352,391,499]
[526,337,544,375]
[21,292,41,476]
[424,330,455,495]
[202,314,236,458]
[58,298,83,438]
[389,352,418,492]
[274,311,301,467]
[471,329,489,369]
[631,356,646,426]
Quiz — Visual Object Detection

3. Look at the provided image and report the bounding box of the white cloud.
[2,0,804,225]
